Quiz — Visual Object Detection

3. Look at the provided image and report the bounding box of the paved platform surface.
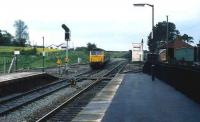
[0,72,44,83]
[73,73,200,122]
[72,74,124,122]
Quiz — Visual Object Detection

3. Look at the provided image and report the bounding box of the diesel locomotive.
[89,49,109,69]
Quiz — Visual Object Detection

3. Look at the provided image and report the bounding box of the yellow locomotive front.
[89,49,105,69]
[90,51,104,62]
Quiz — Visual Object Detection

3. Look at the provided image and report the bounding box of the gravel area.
[0,62,116,121]
[46,64,91,79]
[123,63,143,73]
[0,79,92,122]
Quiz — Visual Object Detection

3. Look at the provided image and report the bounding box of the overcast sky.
[0,0,200,51]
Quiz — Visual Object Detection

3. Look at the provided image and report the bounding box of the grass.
[0,46,27,52]
[0,46,89,73]
[108,51,128,58]
[36,48,58,53]
[0,46,58,53]
[0,46,129,73]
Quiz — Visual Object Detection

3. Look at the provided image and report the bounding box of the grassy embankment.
[0,46,89,73]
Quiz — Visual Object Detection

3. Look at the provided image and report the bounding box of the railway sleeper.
[77,76,112,81]
[68,77,112,87]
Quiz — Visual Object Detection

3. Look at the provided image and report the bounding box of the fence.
[143,62,200,103]
[0,50,89,74]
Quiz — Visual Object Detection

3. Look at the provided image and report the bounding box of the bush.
[21,47,37,55]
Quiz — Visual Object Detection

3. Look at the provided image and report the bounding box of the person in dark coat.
[151,64,155,81]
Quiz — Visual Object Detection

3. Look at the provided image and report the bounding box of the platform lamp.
[61,24,70,72]
[133,3,154,50]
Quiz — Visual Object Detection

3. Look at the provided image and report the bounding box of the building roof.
[167,38,193,48]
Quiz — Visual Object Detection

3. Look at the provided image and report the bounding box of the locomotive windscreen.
[91,51,103,55]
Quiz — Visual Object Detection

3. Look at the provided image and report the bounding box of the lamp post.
[166,15,168,43]
[166,15,169,62]
[133,3,154,40]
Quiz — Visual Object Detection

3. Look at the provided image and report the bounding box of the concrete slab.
[0,72,44,83]
[72,74,124,122]
[0,72,53,97]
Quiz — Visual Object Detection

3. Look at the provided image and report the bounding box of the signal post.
[61,24,70,72]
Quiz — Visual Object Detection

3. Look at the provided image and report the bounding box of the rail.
[36,61,126,121]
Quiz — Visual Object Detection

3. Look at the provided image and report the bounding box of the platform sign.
[14,51,20,55]
[65,57,69,63]
[132,43,143,61]
[56,59,62,65]
[42,52,45,56]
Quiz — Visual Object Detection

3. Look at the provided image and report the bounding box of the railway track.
[0,69,100,116]
[0,62,126,121]
[40,79,109,121]
[35,61,127,121]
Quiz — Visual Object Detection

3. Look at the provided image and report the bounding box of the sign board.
[42,52,45,56]
[65,57,69,63]
[132,43,143,61]
[78,57,82,63]
[56,59,62,65]
[132,43,142,51]
[14,51,20,55]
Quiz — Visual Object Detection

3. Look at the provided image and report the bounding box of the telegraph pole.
[166,15,169,62]
[166,15,169,43]
[42,36,45,72]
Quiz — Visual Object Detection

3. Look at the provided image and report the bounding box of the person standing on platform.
[151,64,155,81]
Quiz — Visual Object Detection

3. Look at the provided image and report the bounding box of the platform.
[0,72,58,97]
[72,73,200,122]
[0,72,44,83]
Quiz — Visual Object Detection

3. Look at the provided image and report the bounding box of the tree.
[123,50,132,62]
[147,21,180,53]
[14,20,29,46]
[87,42,97,51]
[181,34,193,43]
[0,30,13,46]
[75,46,88,51]
[147,33,157,53]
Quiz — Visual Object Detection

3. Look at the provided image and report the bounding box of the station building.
[132,41,144,62]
